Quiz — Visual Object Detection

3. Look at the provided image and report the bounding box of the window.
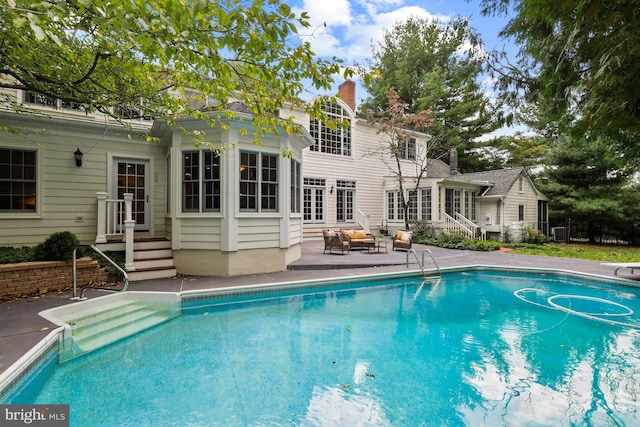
[400,137,416,160]
[518,204,525,222]
[240,152,278,212]
[0,148,37,212]
[336,180,355,222]
[518,176,524,192]
[309,101,351,156]
[386,190,404,221]
[469,191,477,221]
[303,178,325,223]
[407,192,418,221]
[445,188,463,216]
[182,151,220,212]
[421,188,432,221]
[290,159,301,213]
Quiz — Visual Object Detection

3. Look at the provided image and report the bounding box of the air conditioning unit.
[484,214,494,225]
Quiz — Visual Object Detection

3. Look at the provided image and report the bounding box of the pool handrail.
[406,248,441,276]
[73,245,129,300]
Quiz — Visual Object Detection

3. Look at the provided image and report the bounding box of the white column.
[96,192,108,243]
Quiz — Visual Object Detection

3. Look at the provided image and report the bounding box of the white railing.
[356,209,370,233]
[454,212,486,240]
[95,192,136,271]
[442,212,486,240]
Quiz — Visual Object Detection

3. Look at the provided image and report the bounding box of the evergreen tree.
[480,0,640,158]
[540,137,634,243]
[360,16,499,172]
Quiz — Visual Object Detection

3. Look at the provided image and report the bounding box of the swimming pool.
[3,268,640,426]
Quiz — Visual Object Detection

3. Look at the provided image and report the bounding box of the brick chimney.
[449,147,459,175]
[338,80,356,112]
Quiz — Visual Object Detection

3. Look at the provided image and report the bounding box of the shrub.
[0,246,38,264]
[89,251,126,276]
[36,231,80,261]
[414,232,502,251]
[409,220,440,239]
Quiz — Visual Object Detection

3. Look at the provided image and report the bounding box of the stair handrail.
[72,245,129,300]
[356,209,370,233]
[442,212,474,239]
[454,212,487,241]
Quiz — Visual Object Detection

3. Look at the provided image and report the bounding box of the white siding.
[298,103,430,233]
[0,116,167,246]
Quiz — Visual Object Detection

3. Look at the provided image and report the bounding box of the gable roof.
[444,166,528,197]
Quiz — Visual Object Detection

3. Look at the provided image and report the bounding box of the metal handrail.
[406,248,441,276]
[406,248,425,276]
[72,245,129,300]
[421,248,441,274]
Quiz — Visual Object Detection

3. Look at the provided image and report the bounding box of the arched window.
[309,101,351,156]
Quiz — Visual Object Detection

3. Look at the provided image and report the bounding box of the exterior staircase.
[128,238,177,281]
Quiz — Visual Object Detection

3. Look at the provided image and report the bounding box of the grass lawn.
[506,243,640,262]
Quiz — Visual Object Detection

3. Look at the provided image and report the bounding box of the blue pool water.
[7,270,640,426]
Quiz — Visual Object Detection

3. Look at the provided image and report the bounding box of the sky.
[284,0,515,105]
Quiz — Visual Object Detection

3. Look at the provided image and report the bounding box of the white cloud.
[292,1,451,67]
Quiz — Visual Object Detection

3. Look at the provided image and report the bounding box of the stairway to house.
[129,238,177,281]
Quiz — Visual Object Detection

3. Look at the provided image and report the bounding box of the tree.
[0,0,355,146]
[366,89,437,230]
[477,132,548,170]
[539,136,635,243]
[360,16,499,172]
[479,0,640,157]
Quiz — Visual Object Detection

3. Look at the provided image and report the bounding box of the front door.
[113,158,150,231]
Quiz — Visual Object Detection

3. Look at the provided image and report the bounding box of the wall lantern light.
[74,148,83,167]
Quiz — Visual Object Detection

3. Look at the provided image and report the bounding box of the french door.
[113,158,150,231]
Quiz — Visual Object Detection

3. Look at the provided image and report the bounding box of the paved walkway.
[1,239,637,377]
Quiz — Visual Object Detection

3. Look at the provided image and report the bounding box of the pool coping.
[2,263,639,402]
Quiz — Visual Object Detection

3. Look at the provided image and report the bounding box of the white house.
[0,81,548,279]
[298,81,549,242]
[0,91,309,279]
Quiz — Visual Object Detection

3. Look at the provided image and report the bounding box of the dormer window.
[309,101,351,156]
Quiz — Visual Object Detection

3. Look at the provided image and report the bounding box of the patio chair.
[392,230,413,251]
[323,230,350,254]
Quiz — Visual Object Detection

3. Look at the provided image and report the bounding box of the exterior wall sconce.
[330,185,334,194]
[74,148,83,167]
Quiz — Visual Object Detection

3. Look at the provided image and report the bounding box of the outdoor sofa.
[339,229,376,250]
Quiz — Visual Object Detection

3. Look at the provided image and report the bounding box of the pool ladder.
[407,248,442,298]
[406,248,441,276]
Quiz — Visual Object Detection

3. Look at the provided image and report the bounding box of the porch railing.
[356,209,370,233]
[442,212,486,240]
[95,192,136,271]
[454,212,486,240]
